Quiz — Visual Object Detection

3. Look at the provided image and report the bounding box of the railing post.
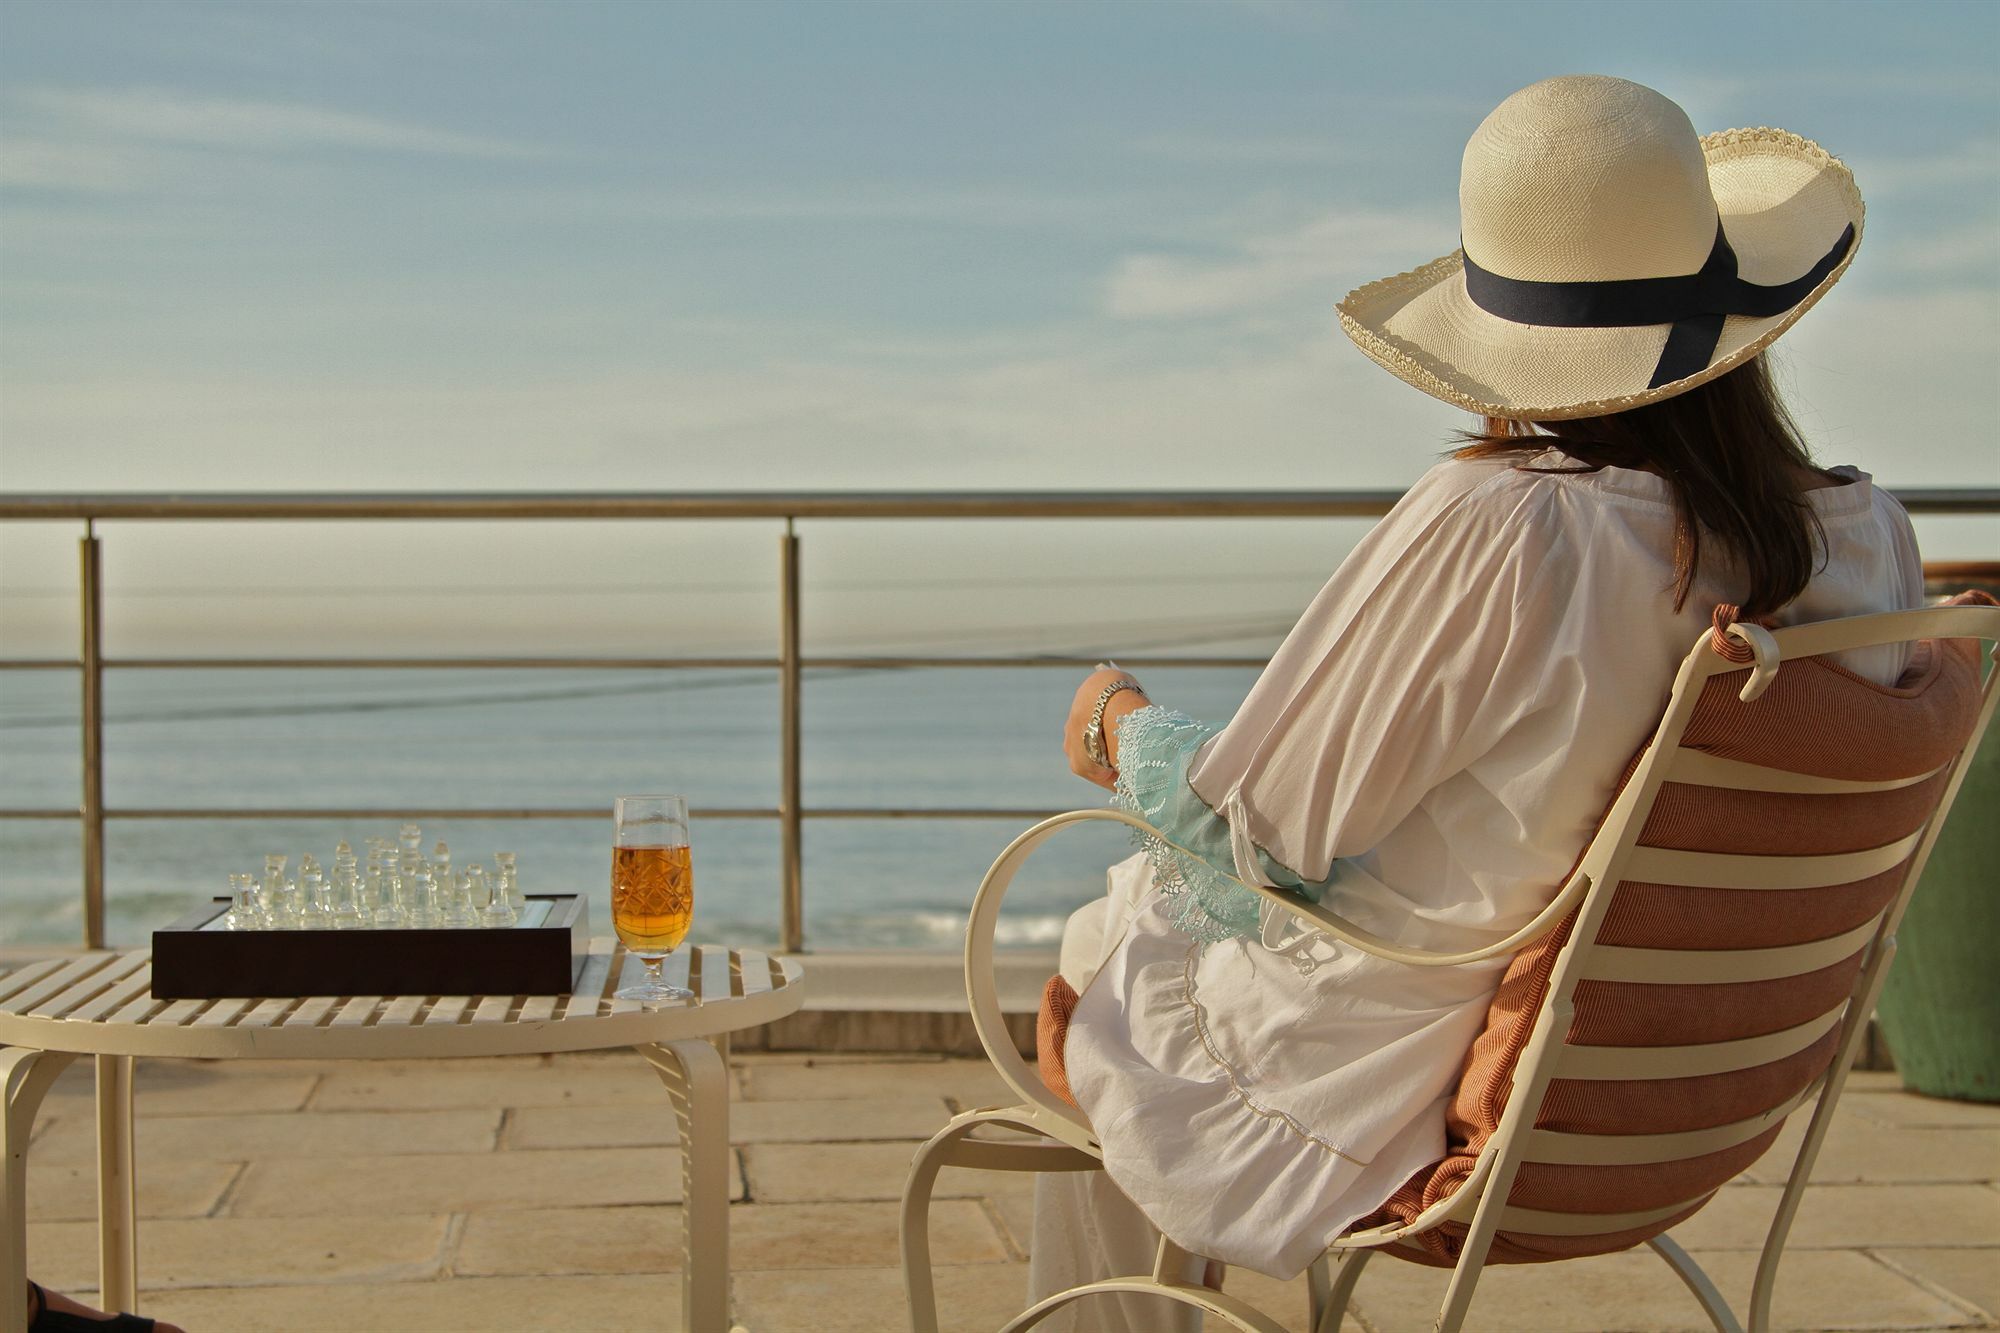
[79,522,106,948]
[779,520,804,953]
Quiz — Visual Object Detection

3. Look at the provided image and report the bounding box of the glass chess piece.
[262,856,301,930]
[260,854,289,926]
[472,864,515,928]
[362,838,389,919]
[398,823,423,883]
[432,839,451,884]
[224,873,262,930]
[370,853,406,928]
[330,841,364,928]
[495,851,523,910]
[439,864,479,928]
[407,863,442,929]
[329,861,366,929]
[278,878,305,928]
[299,855,333,928]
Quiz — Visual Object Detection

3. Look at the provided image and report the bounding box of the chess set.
[214,824,525,932]
[152,822,589,999]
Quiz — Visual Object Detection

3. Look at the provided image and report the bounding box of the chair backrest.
[1363,599,2000,1266]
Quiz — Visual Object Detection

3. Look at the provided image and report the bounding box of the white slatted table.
[0,939,803,1333]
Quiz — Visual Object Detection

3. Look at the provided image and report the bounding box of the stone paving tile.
[1876,1248,2000,1324]
[733,1051,944,1063]
[28,1214,450,1291]
[19,1056,2000,1331]
[141,1273,684,1332]
[703,1094,951,1144]
[745,1141,972,1203]
[1843,1086,2000,1130]
[556,1046,750,1093]
[27,1158,237,1222]
[454,1198,1008,1275]
[1214,1267,1316,1333]
[307,1058,684,1111]
[46,1061,317,1116]
[1742,1116,2000,1185]
[29,1107,502,1163]
[970,1167,1039,1202]
[505,1096,952,1148]
[987,1188,1033,1259]
[231,1054,618,1076]
[226,1147,744,1217]
[1674,1183,2000,1251]
[985,1200,1990,1330]
[983,1204,1997,1330]
[741,1057,1011,1106]
[733,1262,1028,1333]
[1339,1247,1976,1332]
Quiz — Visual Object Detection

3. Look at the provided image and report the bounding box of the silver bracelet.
[1083,680,1143,766]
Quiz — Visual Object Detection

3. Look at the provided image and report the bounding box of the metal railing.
[3,488,1996,951]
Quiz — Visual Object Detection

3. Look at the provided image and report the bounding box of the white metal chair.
[901,601,2000,1333]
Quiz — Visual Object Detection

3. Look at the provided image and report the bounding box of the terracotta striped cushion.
[1038,974,1081,1108]
[1363,617,1988,1267]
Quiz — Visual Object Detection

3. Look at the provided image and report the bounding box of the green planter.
[1877,600,2000,1103]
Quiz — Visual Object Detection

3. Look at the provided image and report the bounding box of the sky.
[0,0,1995,656]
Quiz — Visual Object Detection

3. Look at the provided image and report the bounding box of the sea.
[0,664,1263,952]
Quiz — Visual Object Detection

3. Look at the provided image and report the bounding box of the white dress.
[1037,452,1922,1319]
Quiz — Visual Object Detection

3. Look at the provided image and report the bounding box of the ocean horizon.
[0,663,1264,951]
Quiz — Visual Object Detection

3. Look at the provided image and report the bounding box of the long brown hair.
[1455,356,1830,618]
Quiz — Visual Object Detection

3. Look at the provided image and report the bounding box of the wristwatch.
[1083,679,1143,767]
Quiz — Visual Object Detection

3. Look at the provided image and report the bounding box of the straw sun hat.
[1337,75,1863,421]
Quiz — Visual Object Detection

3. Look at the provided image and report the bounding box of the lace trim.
[1112,707,1264,944]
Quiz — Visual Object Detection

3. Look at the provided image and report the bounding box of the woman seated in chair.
[1037,75,1921,1331]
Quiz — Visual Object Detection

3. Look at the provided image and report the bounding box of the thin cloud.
[1852,139,2000,195]
[1869,222,2000,277]
[1102,209,1455,319]
[1128,132,1372,167]
[489,182,1145,233]
[0,138,160,192]
[9,86,542,160]
[1666,68,2000,118]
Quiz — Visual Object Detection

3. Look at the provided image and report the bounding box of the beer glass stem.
[643,954,666,986]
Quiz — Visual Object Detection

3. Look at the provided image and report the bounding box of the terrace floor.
[20,1051,2000,1332]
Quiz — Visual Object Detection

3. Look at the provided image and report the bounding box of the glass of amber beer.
[611,795,694,1004]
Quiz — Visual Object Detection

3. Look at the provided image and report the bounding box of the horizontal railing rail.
[2,489,1995,950]
[0,491,1412,520]
[4,488,1996,521]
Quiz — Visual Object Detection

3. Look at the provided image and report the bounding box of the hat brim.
[1336,128,1865,421]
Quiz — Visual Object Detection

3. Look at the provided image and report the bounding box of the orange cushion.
[1362,617,1988,1267]
[1038,974,1081,1108]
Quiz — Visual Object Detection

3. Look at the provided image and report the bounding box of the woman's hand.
[1064,667,1150,790]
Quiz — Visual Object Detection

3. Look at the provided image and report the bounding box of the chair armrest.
[1251,857,1591,968]
[964,809,1588,1151]
[963,812,1107,1150]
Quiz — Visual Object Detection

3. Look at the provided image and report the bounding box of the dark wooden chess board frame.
[150,893,590,999]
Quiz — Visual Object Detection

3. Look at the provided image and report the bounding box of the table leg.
[3,1047,76,1333]
[640,1040,731,1333]
[93,1056,137,1314]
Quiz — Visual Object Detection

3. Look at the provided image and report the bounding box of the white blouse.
[1064,451,1924,1277]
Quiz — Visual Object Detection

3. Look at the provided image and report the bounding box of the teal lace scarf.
[1110,707,1329,944]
